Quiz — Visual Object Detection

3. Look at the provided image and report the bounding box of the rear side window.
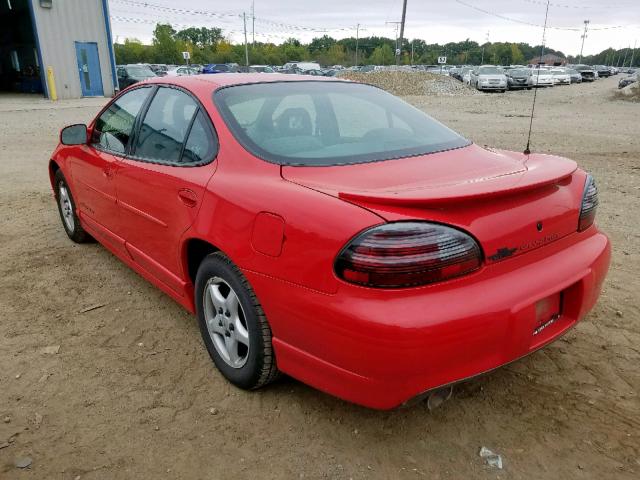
[182,110,218,164]
[134,87,198,164]
[91,87,150,155]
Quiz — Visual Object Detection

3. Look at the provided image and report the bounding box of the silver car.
[471,66,508,92]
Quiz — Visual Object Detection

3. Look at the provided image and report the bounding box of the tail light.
[335,222,482,288]
[578,175,598,232]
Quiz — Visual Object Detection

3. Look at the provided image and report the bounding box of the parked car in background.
[251,65,276,73]
[550,68,571,86]
[505,68,533,90]
[202,64,238,74]
[283,61,322,72]
[529,68,554,87]
[149,64,168,77]
[165,66,199,77]
[471,66,507,92]
[595,66,611,78]
[567,69,583,84]
[618,74,637,89]
[462,67,473,85]
[573,65,595,82]
[50,73,610,410]
[116,64,157,90]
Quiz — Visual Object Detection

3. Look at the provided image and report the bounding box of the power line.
[454,0,630,31]
[518,0,637,10]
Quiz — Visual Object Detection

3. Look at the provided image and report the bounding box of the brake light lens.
[578,175,598,232]
[335,222,482,288]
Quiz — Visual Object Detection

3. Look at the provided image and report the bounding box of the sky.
[108,0,640,57]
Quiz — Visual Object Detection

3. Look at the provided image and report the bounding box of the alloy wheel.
[203,276,250,368]
[58,182,75,231]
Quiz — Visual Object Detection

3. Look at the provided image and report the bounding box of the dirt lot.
[0,77,638,479]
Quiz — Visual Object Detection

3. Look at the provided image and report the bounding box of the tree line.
[114,23,638,68]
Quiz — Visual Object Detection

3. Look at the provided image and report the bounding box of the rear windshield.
[478,67,502,74]
[214,81,470,166]
[127,66,156,77]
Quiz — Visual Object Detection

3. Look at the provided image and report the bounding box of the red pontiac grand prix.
[49,74,610,409]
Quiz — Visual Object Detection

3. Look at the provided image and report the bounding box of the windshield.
[478,67,503,75]
[127,66,156,78]
[551,70,565,75]
[214,81,470,166]
[510,69,529,76]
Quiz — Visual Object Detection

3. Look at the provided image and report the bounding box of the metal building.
[0,0,117,99]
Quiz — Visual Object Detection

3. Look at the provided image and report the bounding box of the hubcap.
[58,182,74,231]
[203,277,250,368]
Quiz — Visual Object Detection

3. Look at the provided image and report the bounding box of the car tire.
[54,170,91,243]
[195,252,280,390]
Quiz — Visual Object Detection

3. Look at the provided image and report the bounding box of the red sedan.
[49,74,610,409]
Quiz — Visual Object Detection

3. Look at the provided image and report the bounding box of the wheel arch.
[182,237,223,286]
[49,159,61,191]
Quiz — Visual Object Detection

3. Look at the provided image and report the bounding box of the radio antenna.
[524,0,551,155]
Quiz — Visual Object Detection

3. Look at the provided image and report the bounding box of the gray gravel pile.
[337,71,478,96]
[617,81,639,102]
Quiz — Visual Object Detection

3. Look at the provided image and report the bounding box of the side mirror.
[60,124,88,145]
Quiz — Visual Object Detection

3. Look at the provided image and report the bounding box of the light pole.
[481,31,489,65]
[355,23,360,66]
[578,20,589,64]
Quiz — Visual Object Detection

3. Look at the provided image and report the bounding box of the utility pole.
[578,20,589,64]
[481,31,489,65]
[396,0,408,65]
[385,21,401,66]
[251,1,255,47]
[411,40,414,65]
[355,23,360,66]
[243,12,249,67]
[621,45,630,68]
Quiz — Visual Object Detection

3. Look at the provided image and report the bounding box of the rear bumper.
[478,84,506,90]
[244,228,610,409]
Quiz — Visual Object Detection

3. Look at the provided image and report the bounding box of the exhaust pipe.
[401,385,454,410]
[426,386,453,411]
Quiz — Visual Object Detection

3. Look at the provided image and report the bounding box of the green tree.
[370,44,394,65]
[309,35,336,53]
[510,43,525,65]
[152,23,180,64]
[175,27,223,48]
[114,38,148,64]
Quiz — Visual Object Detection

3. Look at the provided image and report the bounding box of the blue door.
[75,42,104,97]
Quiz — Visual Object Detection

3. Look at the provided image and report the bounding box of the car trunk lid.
[281,144,583,264]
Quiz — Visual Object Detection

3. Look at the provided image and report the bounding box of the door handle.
[178,188,198,208]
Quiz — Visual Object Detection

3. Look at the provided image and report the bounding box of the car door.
[69,86,152,251]
[115,86,219,292]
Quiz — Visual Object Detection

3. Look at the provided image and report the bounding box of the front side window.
[91,87,151,155]
[214,81,469,166]
[134,87,198,164]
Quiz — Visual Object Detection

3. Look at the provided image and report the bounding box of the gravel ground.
[337,71,479,96]
[0,77,638,479]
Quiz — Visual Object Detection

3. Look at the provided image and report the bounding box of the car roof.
[140,73,346,90]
